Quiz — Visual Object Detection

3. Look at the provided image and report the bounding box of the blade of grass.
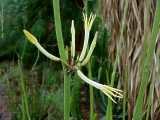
[52,1,70,120]
[123,63,128,120]
[144,1,152,120]
[18,59,31,120]
[133,0,160,119]
[146,80,154,120]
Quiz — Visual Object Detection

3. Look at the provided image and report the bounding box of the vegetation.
[0,0,160,120]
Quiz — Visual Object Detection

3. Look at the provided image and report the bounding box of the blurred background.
[0,0,160,120]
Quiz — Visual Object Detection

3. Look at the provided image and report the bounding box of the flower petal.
[35,42,60,61]
[23,29,37,44]
[23,29,60,61]
[77,69,123,103]
[101,85,123,98]
[71,20,75,58]
[80,32,98,66]
[77,69,102,89]
[79,13,96,62]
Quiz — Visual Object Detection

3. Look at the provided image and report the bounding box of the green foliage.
[0,0,28,57]
[0,61,64,120]
[0,0,82,63]
[133,0,160,119]
[0,0,125,119]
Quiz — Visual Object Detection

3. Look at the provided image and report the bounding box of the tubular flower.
[71,20,75,59]
[80,32,98,66]
[83,13,96,31]
[79,13,96,62]
[23,30,60,61]
[23,13,123,103]
[77,70,123,103]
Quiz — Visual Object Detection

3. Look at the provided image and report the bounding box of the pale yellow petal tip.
[83,13,96,30]
[101,85,123,103]
[23,29,37,44]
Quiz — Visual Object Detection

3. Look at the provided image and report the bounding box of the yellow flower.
[77,69,123,103]
[23,29,60,61]
[23,13,123,103]
[83,13,96,31]
[23,29,37,44]
[79,13,96,62]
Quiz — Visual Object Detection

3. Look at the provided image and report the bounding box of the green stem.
[52,0,70,120]
[88,61,94,120]
[18,59,31,120]
[52,0,67,62]
[123,64,128,120]
[84,1,95,119]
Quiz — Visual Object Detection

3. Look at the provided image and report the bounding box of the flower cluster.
[23,13,123,103]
